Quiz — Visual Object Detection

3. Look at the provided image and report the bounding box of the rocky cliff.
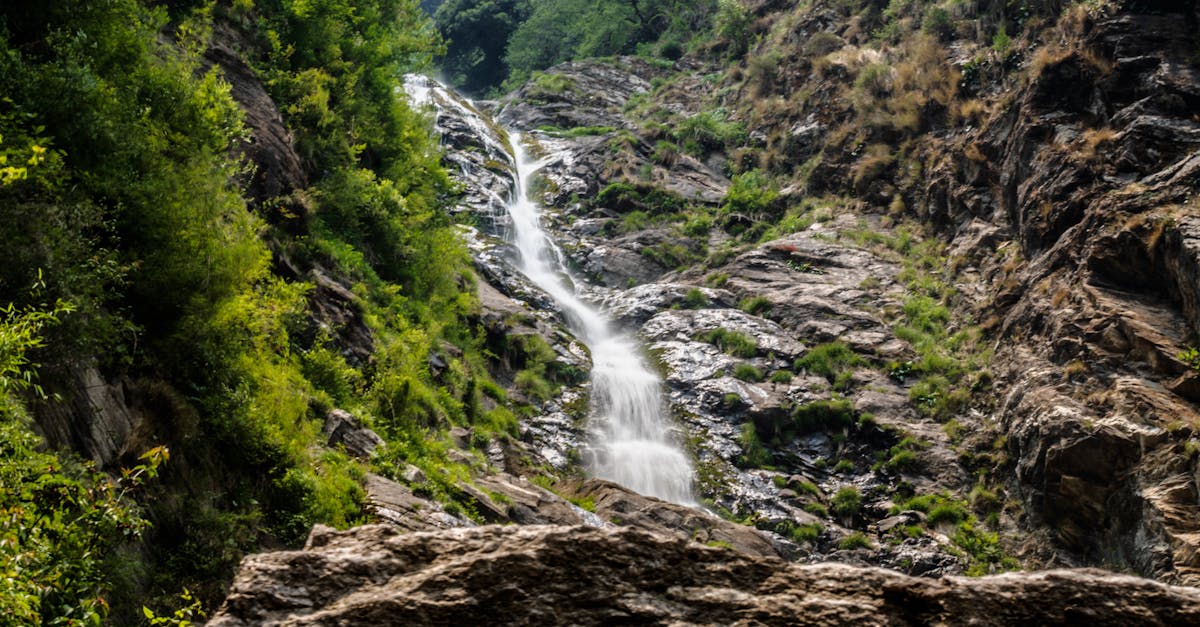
[143,0,1200,619]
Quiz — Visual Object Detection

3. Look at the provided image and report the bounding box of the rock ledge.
[210,524,1200,626]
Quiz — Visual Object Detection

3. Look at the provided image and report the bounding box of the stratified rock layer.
[211,524,1200,626]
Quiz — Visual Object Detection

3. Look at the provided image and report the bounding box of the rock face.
[917,5,1200,582]
[359,0,1200,593]
[210,523,1200,626]
[205,23,307,224]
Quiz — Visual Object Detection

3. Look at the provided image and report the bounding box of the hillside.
[3,0,1200,623]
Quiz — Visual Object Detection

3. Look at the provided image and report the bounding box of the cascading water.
[506,135,694,505]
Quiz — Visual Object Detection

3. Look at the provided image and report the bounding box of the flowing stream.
[506,135,694,505]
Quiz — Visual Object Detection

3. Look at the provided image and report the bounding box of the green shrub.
[705,272,730,288]
[738,295,772,315]
[794,342,865,380]
[640,242,696,269]
[526,72,577,100]
[722,392,744,410]
[675,108,744,153]
[771,520,822,544]
[969,484,1001,513]
[652,140,681,165]
[621,210,651,232]
[791,399,856,434]
[831,486,862,519]
[922,6,954,39]
[838,532,872,550]
[803,502,829,517]
[515,369,555,401]
[723,170,778,217]
[594,181,685,214]
[696,328,758,357]
[683,213,714,236]
[794,480,821,496]
[928,502,968,526]
[733,363,764,382]
[737,422,772,468]
[682,288,710,309]
[715,0,753,56]
[833,459,855,473]
[769,370,794,384]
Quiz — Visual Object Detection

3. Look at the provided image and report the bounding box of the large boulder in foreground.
[210,524,1200,626]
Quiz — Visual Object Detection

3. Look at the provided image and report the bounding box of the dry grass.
[1063,359,1088,379]
[954,98,989,126]
[1079,127,1118,162]
[963,142,986,163]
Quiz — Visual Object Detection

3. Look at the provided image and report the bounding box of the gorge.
[4,0,1200,624]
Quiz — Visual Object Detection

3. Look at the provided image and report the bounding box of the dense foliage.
[0,0,508,620]
[432,0,718,95]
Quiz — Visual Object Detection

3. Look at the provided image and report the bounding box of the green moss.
[768,370,794,384]
[803,502,829,517]
[791,399,856,434]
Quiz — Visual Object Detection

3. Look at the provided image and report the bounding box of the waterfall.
[506,135,694,505]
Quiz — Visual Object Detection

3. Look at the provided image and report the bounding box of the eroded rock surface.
[210,524,1200,626]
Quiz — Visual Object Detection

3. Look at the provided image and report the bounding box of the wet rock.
[406,75,517,234]
[211,524,1200,626]
[579,479,780,558]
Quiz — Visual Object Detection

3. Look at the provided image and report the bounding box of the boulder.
[210,524,1200,626]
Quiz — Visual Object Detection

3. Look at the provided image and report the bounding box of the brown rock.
[210,524,1200,626]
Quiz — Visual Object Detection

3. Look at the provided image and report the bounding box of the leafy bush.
[769,370,794,384]
[803,502,829,517]
[675,108,745,154]
[705,272,730,288]
[723,170,779,218]
[594,182,686,214]
[526,72,578,100]
[928,502,969,526]
[715,0,752,56]
[771,520,823,544]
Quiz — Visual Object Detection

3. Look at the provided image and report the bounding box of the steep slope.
[411,0,1200,585]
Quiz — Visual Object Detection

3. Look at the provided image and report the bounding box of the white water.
[506,135,694,505]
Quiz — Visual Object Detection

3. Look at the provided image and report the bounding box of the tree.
[435,0,530,95]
